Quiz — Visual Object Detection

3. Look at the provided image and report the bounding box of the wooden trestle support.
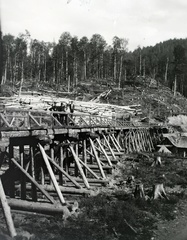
[0,127,155,217]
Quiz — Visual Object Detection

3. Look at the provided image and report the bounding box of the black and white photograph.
[1,0,187,239]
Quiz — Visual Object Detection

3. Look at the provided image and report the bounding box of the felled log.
[134,183,145,199]
[26,184,92,195]
[151,183,168,200]
[6,199,71,215]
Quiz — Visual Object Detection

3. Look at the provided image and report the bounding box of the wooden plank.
[83,139,87,176]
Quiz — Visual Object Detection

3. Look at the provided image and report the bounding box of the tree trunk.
[101,53,104,79]
[61,54,64,83]
[114,54,117,81]
[143,59,146,77]
[66,50,68,82]
[164,57,169,83]
[74,54,78,87]
[6,198,70,215]
[38,53,41,82]
[118,55,123,89]
[174,75,177,97]
[44,55,47,82]
[134,183,145,199]
[53,58,56,83]
[3,61,7,85]
[83,51,87,80]
[124,66,127,82]
[13,55,17,87]
[19,61,24,98]
[139,50,142,76]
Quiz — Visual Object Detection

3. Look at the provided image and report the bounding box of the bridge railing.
[0,109,134,130]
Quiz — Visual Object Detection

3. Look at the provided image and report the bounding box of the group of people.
[49,100,75,125]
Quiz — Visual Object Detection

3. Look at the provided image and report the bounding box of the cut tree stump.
[151,156,162,167]
[134,183,145,199]
[151,183,168,200]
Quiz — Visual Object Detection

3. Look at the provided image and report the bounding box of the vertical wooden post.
[9,143,15,198]
[75,143,79,177]
[83,139,87,176]
[20,145,26,200]
[40,168,45,185]
[0,179,17,238]
[59,146,64,185]
[30,145,37,201]
[65,146,69,174]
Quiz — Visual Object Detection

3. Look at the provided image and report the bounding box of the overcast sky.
[1,0,187,51]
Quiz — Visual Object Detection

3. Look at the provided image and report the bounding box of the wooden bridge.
[0,108,164,218]
[0,108,135,130]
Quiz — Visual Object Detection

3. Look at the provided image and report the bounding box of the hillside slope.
[1,77,187,123]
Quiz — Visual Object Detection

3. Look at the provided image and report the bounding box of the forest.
[1,30,187,96]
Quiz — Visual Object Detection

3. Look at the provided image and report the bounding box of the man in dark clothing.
[49,102,59,124]
[69,101,75,114]
[58,102,67,125]
[68,101,75,125]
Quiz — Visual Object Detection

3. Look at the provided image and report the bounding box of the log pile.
[1,93,142,120]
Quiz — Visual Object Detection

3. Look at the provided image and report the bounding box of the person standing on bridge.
[59,102,67,125]
[67,100,75,125]
[69,100,75,114]
[49,102,59,125]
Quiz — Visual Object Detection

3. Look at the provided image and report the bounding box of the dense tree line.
[1,30,187,96]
